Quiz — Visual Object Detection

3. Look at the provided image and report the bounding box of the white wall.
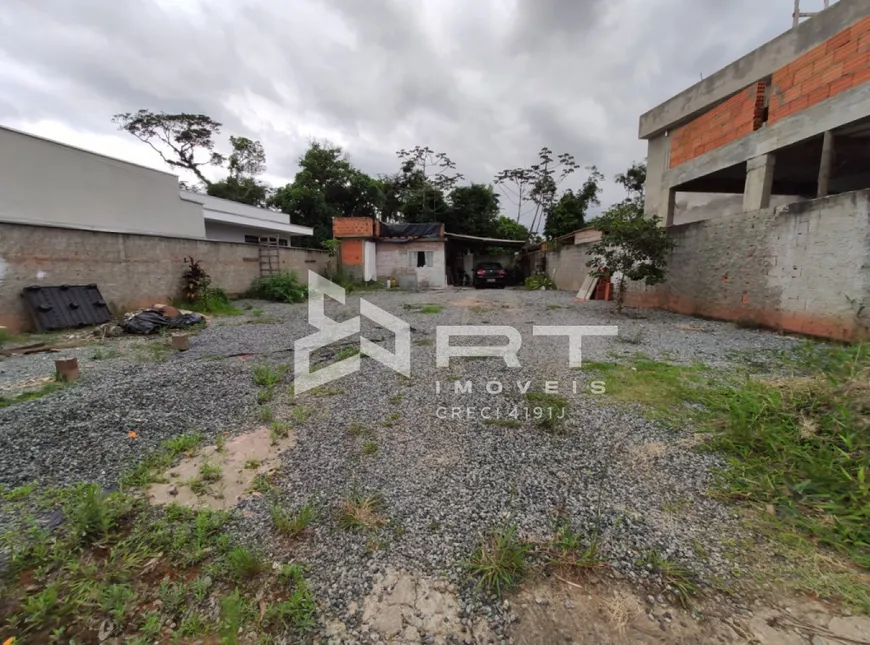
[0,126,204,238]
[376,241,446,289]
[204,221,290,244]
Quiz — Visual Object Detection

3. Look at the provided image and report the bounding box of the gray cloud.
[0,0,794,226]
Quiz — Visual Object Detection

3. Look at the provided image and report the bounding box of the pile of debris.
[120,304,206,335]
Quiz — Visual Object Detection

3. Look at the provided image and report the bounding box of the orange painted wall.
[668,83,766,168]
[340,239,363,266]
[768,16,870,124]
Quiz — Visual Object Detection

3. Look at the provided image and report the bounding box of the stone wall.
[625,190,870,341]
[0,222,331,331]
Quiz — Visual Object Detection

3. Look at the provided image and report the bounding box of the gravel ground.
[0,288,802,639]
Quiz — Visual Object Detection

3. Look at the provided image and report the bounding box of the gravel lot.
[0,288,803,641]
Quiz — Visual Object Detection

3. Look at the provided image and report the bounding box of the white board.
[575,275,598,301]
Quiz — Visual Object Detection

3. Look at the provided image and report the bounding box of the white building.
[0,125,312,244]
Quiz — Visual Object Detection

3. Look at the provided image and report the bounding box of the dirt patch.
[147,426,295,510]
[507,574,870,645]
[324,568,494,644]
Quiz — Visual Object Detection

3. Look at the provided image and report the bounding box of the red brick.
[806,86,831,106]
[819,63,845,84]
[843,51,870,74]
[854,66,870,86]
[834,40,859,63]
[826,30,852,52]
[794,65,815,84]
[828,74,854,97]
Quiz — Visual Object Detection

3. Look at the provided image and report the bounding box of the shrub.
[524,273,556,290]
[249,272,308,303]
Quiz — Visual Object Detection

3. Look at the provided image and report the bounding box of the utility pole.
[794,0,831,28]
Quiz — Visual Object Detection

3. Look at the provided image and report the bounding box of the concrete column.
[817,131,834,198]
[657,187,676,227]
[743,154,776,211]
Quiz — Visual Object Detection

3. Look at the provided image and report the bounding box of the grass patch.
[418,304,443,314]
[271,500,315,538]
[362,441,378,455]
[291,405,313,424]
[465,523,528,597]
[120,431,202,488]
[188,461,222,496]
[0,380,65,409]
[0,484,319,640]
[259,405,275,423]
[178,287,242,316]
[248,272,308,304]
[131,340,173,363]
[225,546,267,581]
[252,363,287,388]
[244,459,260,470]
[584,344,870,578]
[337,493,386,532]
[483,419,523,429]
[636,551,698,607]
[270,420,291,443]
[414,338,434,346]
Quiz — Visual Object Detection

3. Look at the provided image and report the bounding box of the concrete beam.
[637,0,869,140]
[743,155,776,211]
[661,83,870,189]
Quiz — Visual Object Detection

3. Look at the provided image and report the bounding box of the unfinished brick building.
[635,0,870,340]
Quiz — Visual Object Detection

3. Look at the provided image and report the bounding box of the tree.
[494,216,530,241]
[542,166,604,239]
[586,163,674,313]
[396,147,463,221]
[615,161,646,204]
[113,110,225,187]
[269,141,383,246]
[527,147,580,234]
[493,167,536,223]
[446,184,500,237]
[208,137,270,206]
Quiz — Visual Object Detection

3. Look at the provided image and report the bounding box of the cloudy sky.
[0,0,800,218]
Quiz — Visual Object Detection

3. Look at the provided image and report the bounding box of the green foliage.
[362,441,378,455]
[418,304,443,314]
[0,380,65,409]
[466,523,528,597]
[113,110,225,186]
[543,167,604,239]
[271,500,316,538]
[207,175,268,207]
[225,546,267,581]
[252,363,286,387]
[269,142,383,245]
[180,256,240,315]
[206,136,269,206]
[219,589,255,644]
[444,183,501,236]
[524,274,556,290]
[0,328,9,348]
[494,216,530,241]
[249,271,308,303]
[586,202,675,313]
[263,578,317,633]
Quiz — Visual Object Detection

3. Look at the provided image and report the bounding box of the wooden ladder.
[258,237,280,277]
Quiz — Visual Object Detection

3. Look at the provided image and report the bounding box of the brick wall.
[333,217,374,238]
[623,190,870,341]
[0,222,331,332]
[669,83,766,168]
[769,17,870,124]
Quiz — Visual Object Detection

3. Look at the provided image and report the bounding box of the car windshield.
[476,263,502,270]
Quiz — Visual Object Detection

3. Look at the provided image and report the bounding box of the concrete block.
[55,357,79,382]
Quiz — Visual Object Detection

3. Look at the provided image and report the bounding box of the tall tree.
[446,184,501,236]
[493,167,536,223]
[527,147,580,234]
[207,136,269,206]
[113,110,225,187]
[396,146,463,221]
[269,141,383,246]
[542,166,604,239]
[615,161,646,205]
[494,216,530,241]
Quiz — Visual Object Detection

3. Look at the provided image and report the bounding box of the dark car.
[472,262,507,288]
